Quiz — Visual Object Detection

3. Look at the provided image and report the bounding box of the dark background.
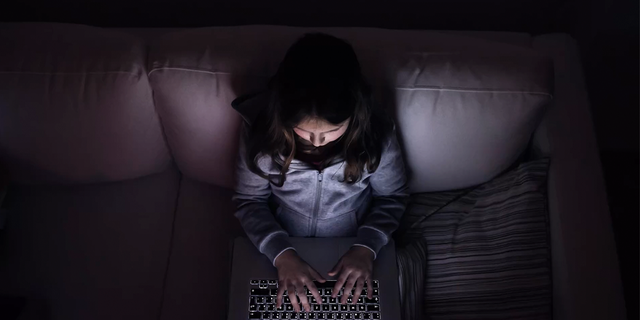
[1,0,638,318]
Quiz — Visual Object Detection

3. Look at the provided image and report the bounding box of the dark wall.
[566,0,638,152]
[4,0,561,32]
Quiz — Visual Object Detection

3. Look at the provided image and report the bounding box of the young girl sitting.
[232,33,408,313]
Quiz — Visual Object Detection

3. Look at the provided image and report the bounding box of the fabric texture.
[147,25,553,192]
[159,177,245,320]
[0,23,172,184]
[391,53,553,192]
[396,158,551,320]
[232,94,409,264]
[0,168,181,320]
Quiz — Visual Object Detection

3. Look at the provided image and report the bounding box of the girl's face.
[293,117,350,148]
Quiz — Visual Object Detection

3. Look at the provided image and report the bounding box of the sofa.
[0,23,626,320]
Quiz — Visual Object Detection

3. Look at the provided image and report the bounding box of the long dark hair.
[245,33,393,186]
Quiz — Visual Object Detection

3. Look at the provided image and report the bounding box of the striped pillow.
[396,159,551,320]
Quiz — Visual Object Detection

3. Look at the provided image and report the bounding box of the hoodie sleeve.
[352,126,409,259]
[232,131,295,265]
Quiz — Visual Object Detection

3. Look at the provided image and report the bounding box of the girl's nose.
[312,136,325,147]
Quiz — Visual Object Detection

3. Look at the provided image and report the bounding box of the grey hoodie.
[232,93,409,265]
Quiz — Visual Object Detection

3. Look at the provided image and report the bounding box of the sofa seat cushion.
[396,159,551,320]
[0,168,180,320]
[159,177,244,320]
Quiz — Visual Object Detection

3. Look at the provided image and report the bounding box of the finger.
[287,285,300,313]
[334,268,351,300]
[276,281,286,308]
[341,275,358,304]
[298,283,311,312]
[367,279,373,299]
[327,260,343,277]
[309,266,326,283]
[352,277,365,304]
[306,280,323,305]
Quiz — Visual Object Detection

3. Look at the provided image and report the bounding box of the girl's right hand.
[274,249,326,312]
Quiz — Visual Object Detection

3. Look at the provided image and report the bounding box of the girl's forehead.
[295,117,348,132]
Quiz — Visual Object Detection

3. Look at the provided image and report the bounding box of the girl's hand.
[328,246,374,304]
[274,249,326,312]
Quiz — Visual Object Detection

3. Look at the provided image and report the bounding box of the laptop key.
[249,304,257,311]
[249,312,262,319]
[372,313,380,319]
[344,313,353,319]
[258,305,266,311]
[286,304,293,311]
[354,313,362,319]
[371,289,379,296]
[290,312,299,319]
[327,313,335,319]
[331,305,339,311]
[358,305,366,312]
[308,312,316,319]
[363,313,371,319]
[366,305,380,312]
[329,297,337,304]
[371,280,379,288]
[271,312,281,319]
[364,297,378,304]
[340,305,348,311]
[299,312,308,319]
[322,304,330,311]
[317,313,326,319]
[349,305,357,311]
[313,305,321,311]
[251,288,270,296]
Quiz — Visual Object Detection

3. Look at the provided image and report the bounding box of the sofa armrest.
[532,34,627,320]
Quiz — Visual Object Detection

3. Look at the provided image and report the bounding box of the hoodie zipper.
[310,170,323,236]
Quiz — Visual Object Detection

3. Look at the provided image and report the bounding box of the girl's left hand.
[328,246,375,304]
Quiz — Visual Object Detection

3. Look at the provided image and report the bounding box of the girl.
[232,33,408,313]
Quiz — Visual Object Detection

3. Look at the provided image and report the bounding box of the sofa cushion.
[159,177,244,320]
[147,26,551,190]
[396,158,551,320]
[0,23,172,184]
[0,168,180,320]
[391,53,552,192]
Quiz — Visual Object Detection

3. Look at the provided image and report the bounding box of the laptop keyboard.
[248,279,381,319]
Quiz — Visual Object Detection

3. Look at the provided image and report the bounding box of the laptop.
[227,237,401,320]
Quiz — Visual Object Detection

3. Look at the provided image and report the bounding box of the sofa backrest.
[148,25,553,192]
[0,23,172,184]
[0,23,553,191]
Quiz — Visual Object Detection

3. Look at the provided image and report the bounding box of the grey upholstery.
[0,23,172,184]
[159,177,244,320]
[0,168,180,320]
